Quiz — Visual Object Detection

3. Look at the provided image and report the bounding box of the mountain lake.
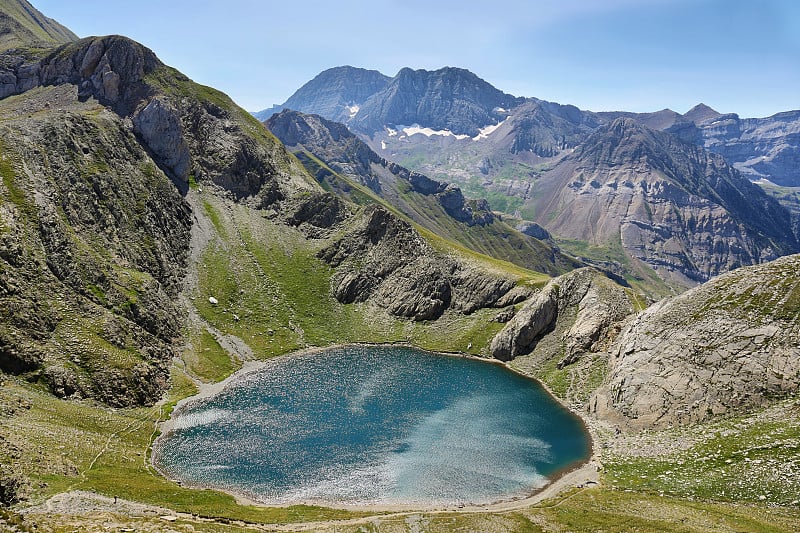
[153,345,591,506]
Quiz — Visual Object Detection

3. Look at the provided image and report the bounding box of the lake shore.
[152,342,601,514]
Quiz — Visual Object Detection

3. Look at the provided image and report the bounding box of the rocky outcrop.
[318,205,516,321]
[285,192,351,238]
[593,254,800,429]
[490,268,634,362]
[0,35,317,204]
[131,95,190,181]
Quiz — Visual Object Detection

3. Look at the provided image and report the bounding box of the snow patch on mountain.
[473,117,510,140]
[401,124,470,140]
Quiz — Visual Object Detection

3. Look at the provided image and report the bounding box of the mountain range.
[259,65,800,292]
[1,1,799,530]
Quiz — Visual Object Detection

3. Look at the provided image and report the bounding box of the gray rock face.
[318,205,515,321]
[354,67,523,136]
[253,66,391,123]
[528,118,798,287]
[695,110,800,187]
[604,104,800,187]
[490,268,634,362]
[132,96,190,180]
[593,254,800,429]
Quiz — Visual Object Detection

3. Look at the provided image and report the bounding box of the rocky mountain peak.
[683,102,721,123]
[253,65,390,122]
[573,117,672,168]
[348,66,523,136]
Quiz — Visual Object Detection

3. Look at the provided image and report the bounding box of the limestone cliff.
[527,118,798,288]
[490,268,635,363]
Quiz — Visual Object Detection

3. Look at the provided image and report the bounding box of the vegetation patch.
[604,398,800,506]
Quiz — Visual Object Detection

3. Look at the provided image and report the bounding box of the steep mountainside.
[363,97,601,211]
[350,67,524,137]
[0,0,76,52]
[0,33,318,406]
[252,66,390,123]
[695,109,800,187]
[601,103,800,187]
[265,109,582,276]
[593,254,800,429]
[525,118,798,288]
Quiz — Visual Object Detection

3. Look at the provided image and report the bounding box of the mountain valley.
[0,1,798,531]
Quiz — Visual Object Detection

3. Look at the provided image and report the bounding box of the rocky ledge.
[318,205,522,320]
[490,268,634,363]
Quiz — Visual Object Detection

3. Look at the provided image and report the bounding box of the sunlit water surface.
[154,346,590,505]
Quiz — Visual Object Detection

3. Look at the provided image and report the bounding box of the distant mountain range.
[254,65,800,188]
[265,109,582,277]
[258,66,800,291]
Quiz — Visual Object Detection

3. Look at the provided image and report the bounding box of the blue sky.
[33,0,799,117]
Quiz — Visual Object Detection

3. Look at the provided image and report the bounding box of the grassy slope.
[0,0,77,52]
[5,186,799,532]
[1,47,796,532]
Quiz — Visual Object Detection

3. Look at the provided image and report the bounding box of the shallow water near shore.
[154,345,590,506]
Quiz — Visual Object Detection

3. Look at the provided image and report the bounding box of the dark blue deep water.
[153,346,590,505]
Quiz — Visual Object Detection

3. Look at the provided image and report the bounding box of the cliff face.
[490,268,634,363]
[695,110,800,187]
[528,118,798,287]
[318,205,521,321]
[593,254,800,429]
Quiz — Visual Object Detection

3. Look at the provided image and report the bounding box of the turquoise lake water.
[153,346,590,505]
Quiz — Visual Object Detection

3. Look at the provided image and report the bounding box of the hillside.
[0,0,76,52]
[265,109,582,276]
[594,254,800,429]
